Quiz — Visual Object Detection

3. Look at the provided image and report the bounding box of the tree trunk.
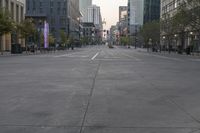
[0,35,3,55]
[198,32,200,53]
[180,31,185,54]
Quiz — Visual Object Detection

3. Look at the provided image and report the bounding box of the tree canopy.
[0,8,14,36]
[140,20,160,45]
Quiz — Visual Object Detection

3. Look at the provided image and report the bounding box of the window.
[50,8,53,14]
[16,5,19,22]
[39,1,42,7]
[60,17,66,25]
[63,8,66,15]
[0,0,2,8]
[50,0,53,7]
[57,2,61,7]
[27,0,30,11]
[33,0,36,11]
[57,8,60,14]
[39,8,43,13]
[5,0,9,10]
[11,2,14,19]
[51,18,55,25]
[21,6,24,22]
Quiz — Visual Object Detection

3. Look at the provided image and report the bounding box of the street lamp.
[162,36,166,52]
[174,34,178,52]
[148,38,152,52]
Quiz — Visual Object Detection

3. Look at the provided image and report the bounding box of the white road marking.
[91,52,99,60]
[54,54,73,58]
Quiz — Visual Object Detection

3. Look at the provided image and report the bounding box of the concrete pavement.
[0,45,200,133]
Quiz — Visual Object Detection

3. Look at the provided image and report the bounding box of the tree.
[80,37,92,46]
[60,30,68,48]
[120,36,130,46]
[49,34,55,47]
[172,0,200,52]
[17,18,36,52]
[140,20,160,47]
[0,8,15,54]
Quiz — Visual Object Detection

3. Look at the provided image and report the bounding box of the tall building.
[79,0,92,22]
[68,0,82,40]
[128,0,144,34]
[143,0,160,24]
[87,5,101,25]
[119,6,127,22]
[118,6,128,36]
[0,0,25,51]
[160,0,200,52]
[26,0,81,43]
[87,5,103,40]
[160,0,184,49]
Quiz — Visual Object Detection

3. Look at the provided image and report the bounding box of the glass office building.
[143,0,160,24]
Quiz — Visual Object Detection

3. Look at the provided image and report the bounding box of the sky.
[93,0,128,30]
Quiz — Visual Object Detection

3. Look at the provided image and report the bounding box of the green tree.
[140,21,160,46]
[172,0,200,52]
[60,30,68,48]
[80,37,91,46]
[17,18,36,52]
[0,8,15,54]
[140,20,160,47]
[49,34,55,47]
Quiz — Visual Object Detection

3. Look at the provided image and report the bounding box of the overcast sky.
[93,0,128,30]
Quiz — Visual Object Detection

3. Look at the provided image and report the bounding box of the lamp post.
[190,32,194,54]
[135,25,137,49]
[174,34,178,53]
[162,36,166,52]
[148,38,152,52]
[38,19,43,51]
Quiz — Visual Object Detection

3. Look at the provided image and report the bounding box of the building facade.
[87,5,103,39]
[0,0,25,51]
[143,0,160,24]
[119,6,127,22]
[81,22,95,44]
[79,0,92,22]
[68,0,82,40]
[26,0,81,44]
[118,6,128,37]
[128,0,144,34]
[160,0,200,52]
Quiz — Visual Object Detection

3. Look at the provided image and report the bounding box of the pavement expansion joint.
[79,61,101,133]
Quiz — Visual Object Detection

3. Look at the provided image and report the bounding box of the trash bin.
[186,47,191,55]
[11,44,22,54]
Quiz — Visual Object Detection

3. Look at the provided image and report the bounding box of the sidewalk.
[136,48,200,58]
[0,49,80,57]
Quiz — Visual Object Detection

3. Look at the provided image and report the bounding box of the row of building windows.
[27,0,67,13]
[0,0,24,23]
[49,17,68,26]
[161,0,182,15]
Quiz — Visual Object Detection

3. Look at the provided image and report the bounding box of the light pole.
[174,34,178,53]
[148,38,152,52]
[135,25,137,49]
[162,36,166,52]
[190,32,194,54]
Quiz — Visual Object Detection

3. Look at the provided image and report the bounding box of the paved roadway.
[0,45,200,133]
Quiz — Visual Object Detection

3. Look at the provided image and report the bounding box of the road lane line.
[91,52,99,60]
[54,53,74,58]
